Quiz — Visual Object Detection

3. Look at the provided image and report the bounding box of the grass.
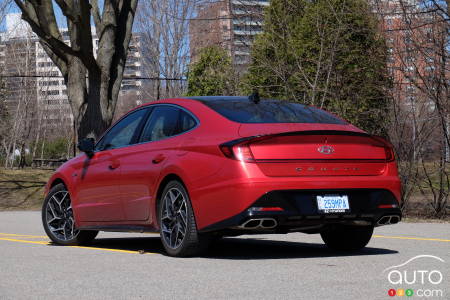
[0,168,53,211]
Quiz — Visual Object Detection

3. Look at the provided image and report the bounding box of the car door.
[119,105,196,221]
[75,108,149,222]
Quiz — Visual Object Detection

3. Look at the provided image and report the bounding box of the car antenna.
[249,90,260,104]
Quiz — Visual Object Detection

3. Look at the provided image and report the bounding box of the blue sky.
[2,2,71,31]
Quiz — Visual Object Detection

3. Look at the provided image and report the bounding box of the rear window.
[201,100,346,124]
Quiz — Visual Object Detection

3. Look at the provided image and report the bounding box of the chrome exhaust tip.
[390,215,400,224]
[237,218,278,230]
[260,218,277,229]
[241,219,262,229]
[377,215,400,226]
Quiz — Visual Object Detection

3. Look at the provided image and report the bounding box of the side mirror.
[77,138,95,158]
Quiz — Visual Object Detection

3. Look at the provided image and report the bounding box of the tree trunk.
[14,0,138,143]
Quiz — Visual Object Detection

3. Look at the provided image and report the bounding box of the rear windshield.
[201,100,347,124]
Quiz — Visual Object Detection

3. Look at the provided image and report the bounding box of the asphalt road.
[0,211,449,300]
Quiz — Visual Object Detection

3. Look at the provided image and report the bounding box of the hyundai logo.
[318,145,334,155]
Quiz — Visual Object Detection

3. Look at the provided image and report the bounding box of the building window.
[38,71,60,76]
[40,90,60,96]
[405,56,415,63]
[404,37,413,44]
[39,80,59,86]
[406,85,415,93]
[404,65,415,72]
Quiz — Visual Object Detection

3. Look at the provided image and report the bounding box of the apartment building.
[373,0,444,108]
[372,0,449,158]
[189,0,269,71]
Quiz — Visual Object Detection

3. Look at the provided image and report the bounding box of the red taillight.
[249,207,284,212]
[220,138,258,163]
[384,147,395,162]
[219,145,234,158]
[378,204,398,209]
[234,144,255,162]
[371,136,395,162]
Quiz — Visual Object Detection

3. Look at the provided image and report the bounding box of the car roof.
[183,96,251,102]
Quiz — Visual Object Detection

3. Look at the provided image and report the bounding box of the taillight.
[384,147,395,162]
[249,207,284,212]
[378,204,398,209]
[220,142,255,163]
[371,136,395,162]
[219,137,264,163]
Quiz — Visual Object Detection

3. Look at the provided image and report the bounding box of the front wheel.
[42,183,98,246]
[158,181,211,257]
[320,225,374,251]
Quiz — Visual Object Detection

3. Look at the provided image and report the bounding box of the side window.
[139,106,180,143]
[96,109,148,150]
[179,110,196,132]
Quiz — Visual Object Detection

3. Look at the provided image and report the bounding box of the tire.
[320,225,374,251]
[158,180,211,257]
[42,183,98,246]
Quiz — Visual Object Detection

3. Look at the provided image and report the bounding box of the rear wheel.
[42,183,98,246]
[320,225,374,251]
[159,181,211,257]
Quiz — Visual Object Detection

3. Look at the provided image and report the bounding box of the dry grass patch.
[0,168,53,210]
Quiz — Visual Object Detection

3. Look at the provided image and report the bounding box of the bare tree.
[136,0,198,99]
[2,33,37,168]
[372,0,449,216]
[13,0,138,139]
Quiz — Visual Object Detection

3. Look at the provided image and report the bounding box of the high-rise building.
[371,0,448,159]
[189,0,269,72]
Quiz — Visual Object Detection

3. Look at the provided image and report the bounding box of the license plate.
[317,195,350,213]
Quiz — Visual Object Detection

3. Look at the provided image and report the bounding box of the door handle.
[109,160,120,170]
[152,154,166,164]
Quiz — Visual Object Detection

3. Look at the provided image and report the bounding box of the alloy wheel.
[161,187,188,249]
[44,190,79,241]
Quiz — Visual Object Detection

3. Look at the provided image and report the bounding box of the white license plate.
[317,195,350,213]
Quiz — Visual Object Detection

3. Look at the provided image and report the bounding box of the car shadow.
[57,235,398,260]
[205,237,398,260]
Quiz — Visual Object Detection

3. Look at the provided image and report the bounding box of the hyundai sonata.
[42,96,402,256]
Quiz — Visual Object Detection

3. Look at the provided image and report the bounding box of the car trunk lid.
[233,126,391,177]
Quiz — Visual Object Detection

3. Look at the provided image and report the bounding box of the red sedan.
[42,96,402,256]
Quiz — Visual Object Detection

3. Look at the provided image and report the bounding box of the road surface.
[0,211,449,299]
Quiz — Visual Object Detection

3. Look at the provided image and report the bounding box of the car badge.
[317,145,334,155]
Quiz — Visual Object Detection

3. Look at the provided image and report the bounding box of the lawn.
[0,168,53,210]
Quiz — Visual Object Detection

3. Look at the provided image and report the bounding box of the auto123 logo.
[383,255,446,298]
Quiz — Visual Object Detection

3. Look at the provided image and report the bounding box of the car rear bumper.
[191,172,402,230]
[199,188,402,233]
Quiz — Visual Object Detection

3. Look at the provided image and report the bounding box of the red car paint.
[45,97,401,231]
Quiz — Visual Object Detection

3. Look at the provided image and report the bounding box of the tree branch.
[54,0,77,23]
[14,0,79,59]
[90,0,103,37]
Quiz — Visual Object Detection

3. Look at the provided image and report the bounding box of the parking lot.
[0,211,449,299]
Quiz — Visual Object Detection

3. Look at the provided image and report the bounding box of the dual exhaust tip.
[239,215,400,229]
[238,218,278,230]
[377,215,400,226]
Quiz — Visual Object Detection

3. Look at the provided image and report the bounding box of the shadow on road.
[56,236,398,259]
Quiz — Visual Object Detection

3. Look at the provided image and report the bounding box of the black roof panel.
[183,96,252,102]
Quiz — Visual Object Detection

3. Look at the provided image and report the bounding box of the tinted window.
[139,106,180,143]
[202,100,346,124]
[96,109,148,150]
[179,110,196,132]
